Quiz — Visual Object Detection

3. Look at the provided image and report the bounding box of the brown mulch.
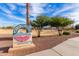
[0,33,79,56]
[30,33,79,55]
[15,33,79,55]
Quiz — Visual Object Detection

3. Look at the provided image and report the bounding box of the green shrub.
[63,31,70,35]
[75,30,79,33]
[64,27,74,31]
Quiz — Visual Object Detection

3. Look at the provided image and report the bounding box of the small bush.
[64,27,74,31]
[63,31,70,35]
[75,30,79,33]
[6,26,13,29]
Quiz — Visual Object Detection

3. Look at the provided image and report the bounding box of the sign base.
[8,43,35,56]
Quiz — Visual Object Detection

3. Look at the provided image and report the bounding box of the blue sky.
[0,3,26,27]
[0,3,79,27]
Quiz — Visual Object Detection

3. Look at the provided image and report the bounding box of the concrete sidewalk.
[27,37,79,56]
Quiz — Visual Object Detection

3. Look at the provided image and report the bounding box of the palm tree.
[49,17,74,36]
[31,16,50,37]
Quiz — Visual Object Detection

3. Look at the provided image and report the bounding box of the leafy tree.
[49,17,74,36]
[31,16,50,37]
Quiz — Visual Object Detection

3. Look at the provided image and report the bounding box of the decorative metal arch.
[13,24,31,35]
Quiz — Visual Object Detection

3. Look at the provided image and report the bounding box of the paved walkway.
[27,37,79,56]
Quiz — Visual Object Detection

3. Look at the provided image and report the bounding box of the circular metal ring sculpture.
[13,24,31,35]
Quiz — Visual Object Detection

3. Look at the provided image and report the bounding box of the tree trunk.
[58,30,62,36]
[38,30,41,37]
[57,27,62,36]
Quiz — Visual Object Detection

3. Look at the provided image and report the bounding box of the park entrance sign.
[12,3,32,48]
[13,24,32,47]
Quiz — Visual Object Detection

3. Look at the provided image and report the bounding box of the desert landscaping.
[0,27,79,56]
[0,3,79,56]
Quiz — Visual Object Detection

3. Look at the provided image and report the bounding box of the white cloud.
[0,18,15,26]
[52,6,73,16]
[0,6,12,14]
[7,4,16,11]
[19,8,26,15]
[0,4,26,15]
[0,4,26,26]
[49,3,79,25]
[1,12,25,22]
[7,14,25,22]
[61,8,79,25]
[52,4,79,16]
[17,3,26,6]
[0,4,26,22]
[31,4,44,14]
[30,3,47,19]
